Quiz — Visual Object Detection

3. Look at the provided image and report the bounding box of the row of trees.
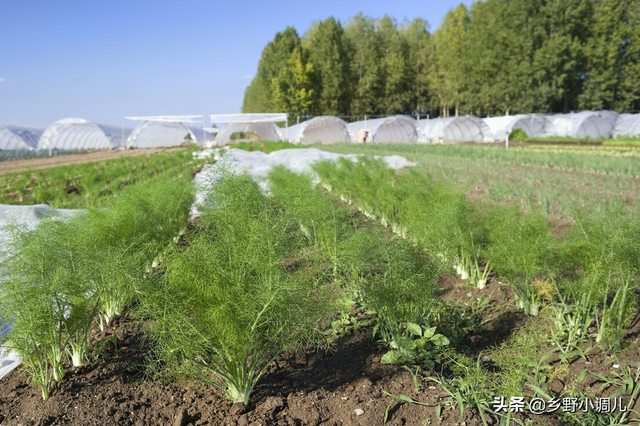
[242,0,640,119]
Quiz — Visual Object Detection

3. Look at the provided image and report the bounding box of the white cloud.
[0,77,5,83]
[240,74,254,80]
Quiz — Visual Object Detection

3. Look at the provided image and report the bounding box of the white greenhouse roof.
[613,113,640,138]
[125,115,204,124]
[483,114,553,141]
[127,121,211,149]
[38,118,131,151]
[214,122,281,146]
[282,116,352,145]
[0,124,43,150]
[419,116,494,143]
[547,111,618,139]
[210,113,288,124]
[348,115,419,143]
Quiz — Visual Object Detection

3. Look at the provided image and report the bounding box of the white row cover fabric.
[210,113,288,124]
[214,122,281,146]
[483,114,553,141]
[348,115,419,143]
[282,116,351,145]
[126,121,210,148]
[0,125,43,150]
[190,148,415,218]
[38,118,132,151]
[547,111,618,139]
[613,113,640,138]
[419,116,494,143]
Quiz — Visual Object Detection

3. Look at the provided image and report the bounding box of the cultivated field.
[0,142,639,426]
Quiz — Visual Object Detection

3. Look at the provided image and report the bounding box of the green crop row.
[229,140,300,153]
[322,143,640,177]
[314,157,639,347]
[319,143,640,219]
[140,166,458,406]
[0,149,79,162]
[0,173,194,399]
[314,158,640,424]
[0,148,206,208]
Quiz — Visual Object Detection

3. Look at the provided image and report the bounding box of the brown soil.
[2,286,639,425]
[0,316,478,426]
[0,147,190,177]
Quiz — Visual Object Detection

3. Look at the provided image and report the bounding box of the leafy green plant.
[142,173,335,406]
[509,128,529,141]
[1,173,194,399]
[379,322,450,368]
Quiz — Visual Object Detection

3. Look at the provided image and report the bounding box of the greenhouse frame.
[127,120,210,148]
[0,125,43,150]
[282,116,351,145]
[38,118,131,151]
[612,113,640,138]
[483,114,553,141]
[348,115,419,143]
[214,122,281,145]
[209,113,287,146]
[547,111,618,139]
[419,115,494,143]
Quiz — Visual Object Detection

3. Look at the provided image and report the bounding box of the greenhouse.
[348,115,419,143]
[419,115,494,143]
[0,124,43,150]
[214,122,281,146]
[282,116,351,145]
[612,113,640,138]
[547,111,618,139]
[483,114,553,141]
[209,113,287,146]
[38,118,130,151]
[127,120,209,148]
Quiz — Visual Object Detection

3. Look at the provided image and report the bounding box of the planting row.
[0,148,205,208]
[0,173,194,399]
[313,157,640,423]
[2,150,639,424]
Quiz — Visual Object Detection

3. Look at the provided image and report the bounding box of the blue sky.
[0,0,472,127]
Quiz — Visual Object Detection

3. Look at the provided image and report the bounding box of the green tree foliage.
[302,17,352,115]
[271,45,315,118]
[242,2,640,117]
[579,0,640,111]
[344,14,381,116]
[377,16,413,115]
[401,18,433,115]
[432,4,469,117]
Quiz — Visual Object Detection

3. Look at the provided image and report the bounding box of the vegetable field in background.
[0,148,206,208]
[321,143,640,218]
[1,144,639,426]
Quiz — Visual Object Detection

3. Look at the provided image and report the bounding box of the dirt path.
[0,147,190,177]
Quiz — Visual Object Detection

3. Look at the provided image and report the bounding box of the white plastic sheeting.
[483,114,553,141]
[348,115,419,143]
[127,121,209,148]
[0,125,43,150]
[214,122,282,146]
[0,204,80,381]
[282,116,351,145]
[190,148,415,218]
[209,113,288,124]
[547,111,618,139]
[38,118,131,151]
[419,116,494,143]
[613,113,640,138]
